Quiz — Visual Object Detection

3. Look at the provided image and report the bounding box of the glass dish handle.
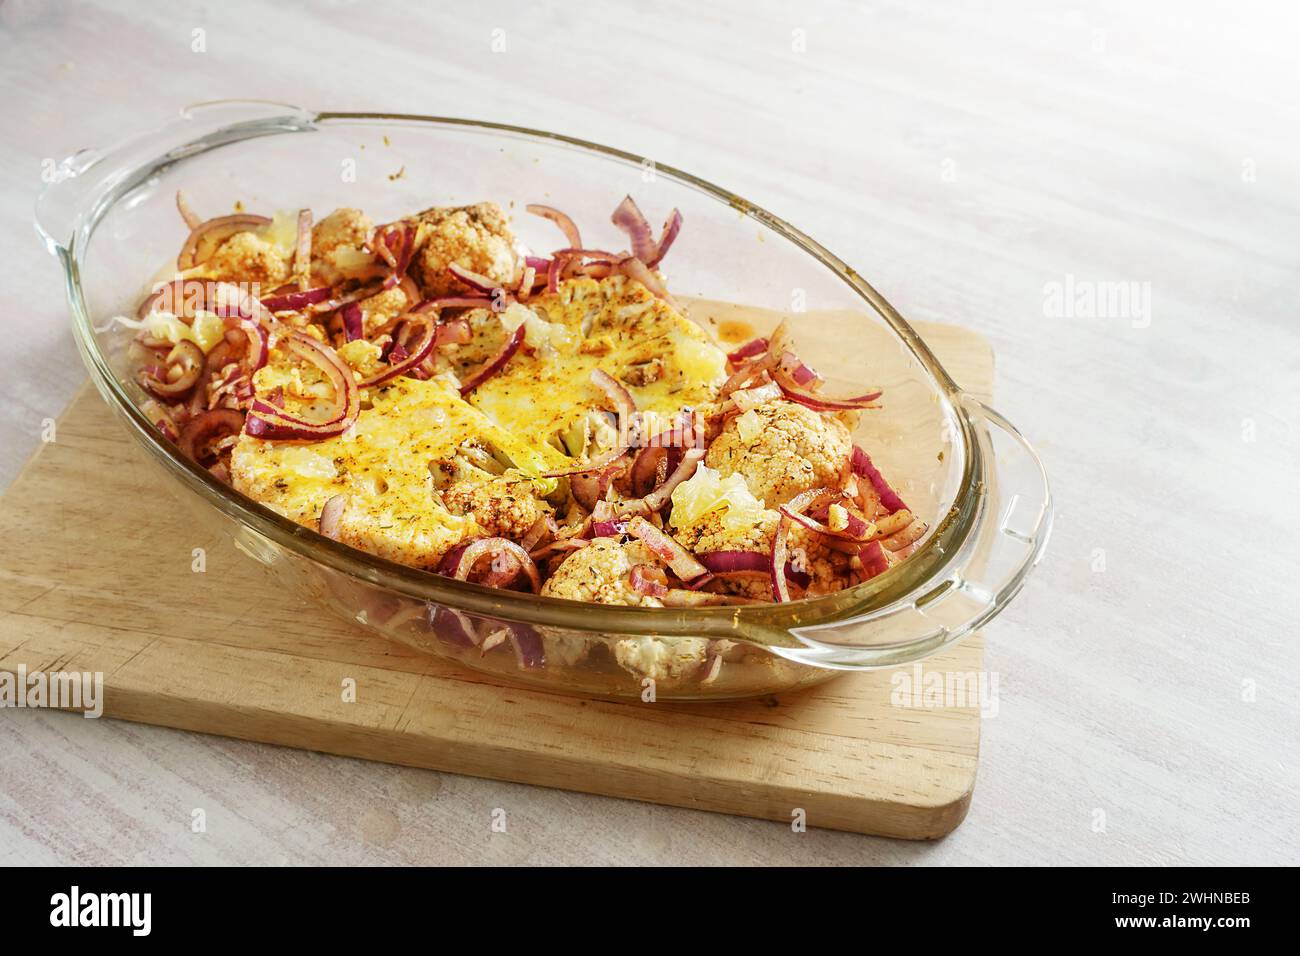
[773,394,1053,669]
[34,99,314,256]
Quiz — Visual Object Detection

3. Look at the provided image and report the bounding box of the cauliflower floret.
[673,507,852,598]
[705,399,852,506]
[411,202,519,297]
[356,285,413,337]
[441,474,551,541]
[204,231,291,286]
[312,208,377,284]
[612,636,709,684]
[539,538,664,607]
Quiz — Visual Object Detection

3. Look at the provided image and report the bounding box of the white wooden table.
[2,0,1297,865]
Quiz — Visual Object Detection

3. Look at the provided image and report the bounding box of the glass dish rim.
[50,105,988,647]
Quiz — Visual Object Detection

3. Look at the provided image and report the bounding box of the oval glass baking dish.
[35,101,1052,701]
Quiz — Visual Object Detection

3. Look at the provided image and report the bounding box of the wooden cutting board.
[0,321,991,840]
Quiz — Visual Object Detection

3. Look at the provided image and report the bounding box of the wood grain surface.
[2,0,1297,865]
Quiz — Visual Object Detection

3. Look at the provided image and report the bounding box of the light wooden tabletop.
[2,0,1297,865]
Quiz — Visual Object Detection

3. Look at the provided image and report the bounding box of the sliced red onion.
[260,286,334,312]
[138,340,204,397]
[448,537,542,593]
[459,322,525,394]
[357,314,439,388]
[179,408,245,463]
[429,605,477,647]
[611,196,656,263]
[543,446,628,479]
[341,302,364,342]
[779,349,821,386]
[629,445,670,498]
[244,331,360,440]
[779,488,874,542]
[293,208,312,283]
[641,447,704,512]
[858,540,891,580]
[177,214,271,270]
[371,221,418,290]
[879,517,927,552]
[590,519,629,537]
[617,256,675,307]
[770,515,794,602]
[546,256,562,294]
[569,466,620,511]
[508,625,546,668]
[697,551,771,575]
[646,208,682,268]
[851,445,908,513]
[773,367,882,412]
[414,295,497,311]
[447,262,502,295]
[319,494,345,539]
[175,190,202,230]
[719,351,777,398]
[627,516,707,583]
[526,204,583,250]
[726,337,769,364]
[520,515,558,553]
[629,564,669,598]
[590,368,637,422]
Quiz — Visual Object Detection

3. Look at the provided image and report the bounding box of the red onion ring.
[260,286,333,312]
[726,337,769,364]
[459,323,525,394]
[177,214,271,270]
[779,488,874,542]
[779,349,821,386]
[647,208,683,268]
[773,367,882,411]
[319,494,345,539]
[858,540,891,580]
[447,262,502,295]
[590,368,637,423]
[370,221,417,290]
[520,515,558,553]
[358,314,439,388]
[627,516,707,583]
[447,538,542,593]
[617,256,676,307]
[640,447,704,512]
[138,340,204,397]
[341,302,364,342]
[508,625,546,668]
[526,204,583,250]
[611,195,656,263]
[770,515,794,602]
[179,408,245,463]
[414,295,497,311]
[851,445,908,513]
[244,331,360,440]
[568,465,621,511]
[629,564,669,598]
[175,191,202,230]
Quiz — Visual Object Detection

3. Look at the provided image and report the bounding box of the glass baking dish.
[35,101,1052,700]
